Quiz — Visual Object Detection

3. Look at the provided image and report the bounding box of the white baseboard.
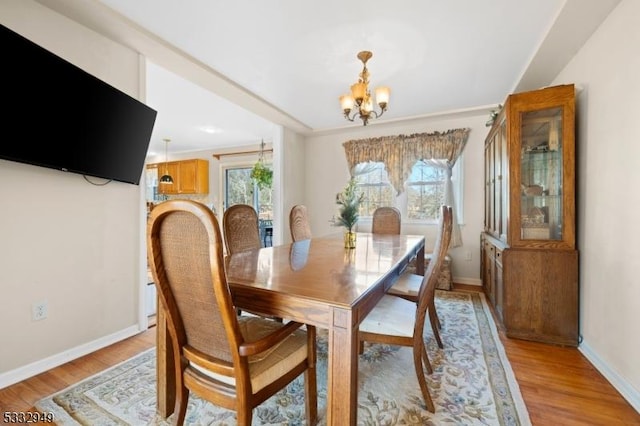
[579,339,640,413]
[0,325,141,390]
[453,276,482,286]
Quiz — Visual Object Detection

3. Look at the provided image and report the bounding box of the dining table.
[156,231,425,425]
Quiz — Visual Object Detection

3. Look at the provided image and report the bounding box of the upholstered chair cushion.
[191,317,309,393]
[359,295,416,338]
[386,271,422,300]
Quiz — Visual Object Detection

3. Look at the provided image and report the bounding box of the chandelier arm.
[344,110,357,122]
[369,109,380,119]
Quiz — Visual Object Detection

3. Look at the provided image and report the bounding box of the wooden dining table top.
[224,232,425,313]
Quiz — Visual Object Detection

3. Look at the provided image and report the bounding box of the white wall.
[281,127,307,244]
[303,111,490,284]
[552,0,640,410]
[0,1,145,383]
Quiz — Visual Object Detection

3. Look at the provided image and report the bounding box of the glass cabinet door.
[484,116,507,241]
[519,107,563,241]
[499,121,508,240]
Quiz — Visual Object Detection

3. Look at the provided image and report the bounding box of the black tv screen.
[1,24,157,185]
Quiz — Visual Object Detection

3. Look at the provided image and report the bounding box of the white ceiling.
[36,0,620,155]
[145,61,278,155]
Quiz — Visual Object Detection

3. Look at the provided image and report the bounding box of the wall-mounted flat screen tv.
[1,23,157,185]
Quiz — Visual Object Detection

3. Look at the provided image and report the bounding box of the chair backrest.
[149,200,317,425]
[372,207,401,235]
[289,205,313,242]
[223,204,262,255]
[414,206,453,333]
[148,200,243,367]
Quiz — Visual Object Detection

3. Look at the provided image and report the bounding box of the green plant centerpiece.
[334,178,364,248]
[250,161,272,190]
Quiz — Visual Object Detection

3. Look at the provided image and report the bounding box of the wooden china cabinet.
[481,84,578,346]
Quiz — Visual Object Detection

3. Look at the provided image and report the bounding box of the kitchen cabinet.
[149,159,209,195]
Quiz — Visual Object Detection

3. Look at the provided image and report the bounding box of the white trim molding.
[579,339,640,413]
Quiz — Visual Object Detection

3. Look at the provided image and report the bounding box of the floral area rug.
[36,291,531,425]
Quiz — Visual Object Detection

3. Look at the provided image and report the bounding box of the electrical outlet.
[464,250,472,261]
[32,301,48,321]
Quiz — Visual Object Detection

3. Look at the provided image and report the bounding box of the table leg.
[156,302,175,419]
[416,245,426,276]
[326,307,358,425]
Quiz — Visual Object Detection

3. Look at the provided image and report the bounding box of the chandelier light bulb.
[375,86,390,108]
[340,94,355,112]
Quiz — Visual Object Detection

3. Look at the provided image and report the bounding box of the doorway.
[223,166,274,247]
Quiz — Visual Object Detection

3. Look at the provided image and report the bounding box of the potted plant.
[333,178,364,248]
[251,139,273,190]
[250,161,272,190]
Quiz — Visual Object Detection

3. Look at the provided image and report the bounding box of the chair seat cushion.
[191,317,308,392]
[359,295,416,338]
[387,272,422,299]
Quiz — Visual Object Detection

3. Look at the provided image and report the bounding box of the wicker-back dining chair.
[358,205,453,413]
[289,205,313,242]
[222,204,262,255]
[147,200,317,425]
[223,203,282,321]
[372,206,401,235]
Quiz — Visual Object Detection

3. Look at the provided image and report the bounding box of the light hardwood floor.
[1,290,639,425]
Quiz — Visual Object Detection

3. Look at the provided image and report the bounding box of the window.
[406,161,446,220]
[354,159,463,223]
[354,163,395,216]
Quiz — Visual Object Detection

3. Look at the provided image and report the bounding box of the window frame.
[354,156,465,226]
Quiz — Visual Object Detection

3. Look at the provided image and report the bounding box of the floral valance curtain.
[343,128,470,247]
[343,128,470,194]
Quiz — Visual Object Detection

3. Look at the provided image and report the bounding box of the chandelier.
[339,51,390,126]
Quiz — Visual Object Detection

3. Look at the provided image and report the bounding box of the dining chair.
[148,200,317,426]
[223,204,262,255]
[289,204,313,242]
[387,205,454,349]
[358,205,452,413]
[223,204,282,321]
[371,206,401,235]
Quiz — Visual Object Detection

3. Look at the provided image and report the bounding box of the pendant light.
[159,138,173,184]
